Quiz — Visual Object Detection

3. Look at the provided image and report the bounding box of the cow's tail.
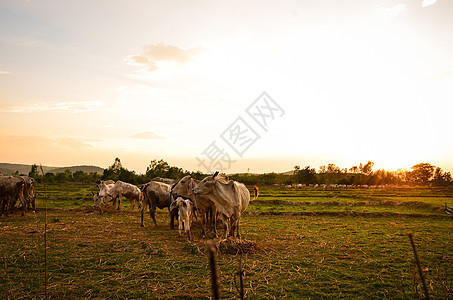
[251,185,259,201]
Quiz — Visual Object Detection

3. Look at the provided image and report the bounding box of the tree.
[327,164,340,173]
[146,159,170,179]
[110,157,122,172]
[29,164,40,179]
[73,170,87,182]
[410,163,435,184]
[349,166,359,173]
[432,167,452,186]
[361,161,374,175]
[294,166,316,184]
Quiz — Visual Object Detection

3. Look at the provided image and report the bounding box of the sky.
[0,0,452,174]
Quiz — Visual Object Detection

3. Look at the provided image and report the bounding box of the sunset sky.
[1,0,452,174]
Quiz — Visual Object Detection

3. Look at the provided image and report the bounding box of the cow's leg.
[219,214,229,239]
[228,218,234,237]
[185,216,191,241]
[224,219,229,239]
[201,210,207,237]
[206,209,211,226]
[31,196,36,212]
[4,195,11,216]
[141,196,148,227]
[117,195,121,211]
[141,205,145,227]
[170,208,177,230]
[19,193,26,216]
[0,196,5,216]
[130,197,135,212]
[150,201,157,227]
[178,216,183,237]
[8,194,15,214]
[212,208,218,237]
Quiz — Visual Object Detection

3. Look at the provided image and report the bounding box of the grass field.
[1,183,452,299]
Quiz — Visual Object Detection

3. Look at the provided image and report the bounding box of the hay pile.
[214,237,259,255]
[79,203,116,213]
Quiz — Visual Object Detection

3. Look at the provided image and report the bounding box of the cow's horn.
[213,171,219,178]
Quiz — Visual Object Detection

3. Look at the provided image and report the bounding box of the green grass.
[1,183,452,299]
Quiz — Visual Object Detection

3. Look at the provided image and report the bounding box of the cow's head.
[193,171,228,195]
[93,193,102,207]
[98,182,109,197]
[170,175,195,198]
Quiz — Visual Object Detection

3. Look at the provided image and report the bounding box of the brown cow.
[140,181,175,228]
[0,176,26,216]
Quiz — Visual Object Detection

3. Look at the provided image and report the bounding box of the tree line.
[24,158,452,187]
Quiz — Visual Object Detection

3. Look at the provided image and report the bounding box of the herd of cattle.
[0,171,258,241]
[0,174,36,216]
[94,172,259,240]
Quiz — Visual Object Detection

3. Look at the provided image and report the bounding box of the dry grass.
[1,183,452,299]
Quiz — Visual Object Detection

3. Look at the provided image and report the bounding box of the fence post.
[208,245,220,300]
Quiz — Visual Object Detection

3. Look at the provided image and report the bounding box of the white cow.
[170,197,193,240]
[101,181,141,211]
[193,172,259,239]
[97,180,115,207]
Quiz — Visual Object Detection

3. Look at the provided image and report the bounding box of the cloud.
[126,42,203,72]
[6,135,97,149]
[129,131,165,140]
[6,135,54,149]
[0,36,74,50]
[374,3,406,18]
[0,101,103,113]
[422,0,437,7]
[56,137,95,148]
[420,71,453,81]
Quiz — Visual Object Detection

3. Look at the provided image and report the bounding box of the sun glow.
[0,1,452,173]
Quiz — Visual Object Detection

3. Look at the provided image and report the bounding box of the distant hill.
[0,163,104,175]
[49,165,104,175]
[280,170,295,176]
[0,163,53,175]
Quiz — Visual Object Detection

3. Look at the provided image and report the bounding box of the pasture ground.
[1,183,452,299]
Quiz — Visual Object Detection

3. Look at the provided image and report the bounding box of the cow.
[193,172,258,239]
[170,197,194,240]
[102,181,141,211]
[170,175,217,237]
[140,181,176,228]
[93,192,103,211]
[0,176,26,216]
[97,180,116,207]
[21,176,36,212]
